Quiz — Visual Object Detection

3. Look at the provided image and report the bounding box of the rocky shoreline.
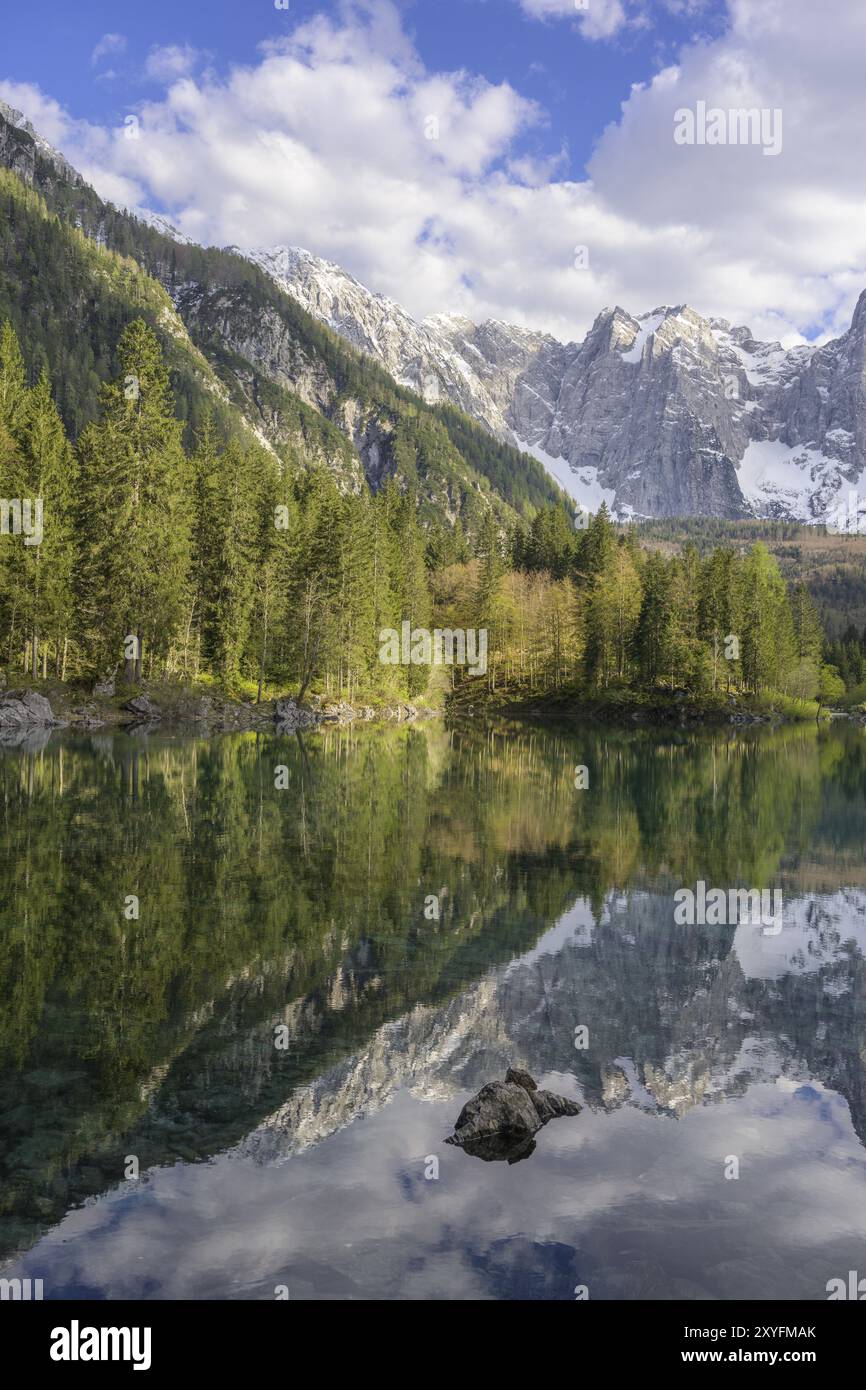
[0,683,441,741]
[1,681,859,743]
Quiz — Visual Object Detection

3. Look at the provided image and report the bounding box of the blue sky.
[2,1,865,346]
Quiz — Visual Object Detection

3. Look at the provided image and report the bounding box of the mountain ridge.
[4,91,865,527]
[247,243,866,525]
[0,98,568,541]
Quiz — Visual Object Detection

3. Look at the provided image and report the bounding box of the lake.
[1,718,865,1300]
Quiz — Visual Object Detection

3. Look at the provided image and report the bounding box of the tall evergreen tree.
[76,320,191,680]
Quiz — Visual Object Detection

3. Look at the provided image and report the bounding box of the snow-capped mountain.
[4,84,863,527]
[249,243,866,524]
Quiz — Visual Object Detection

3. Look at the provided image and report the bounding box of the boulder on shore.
[445,1067,581,1163]
[0,689,58,728]
[123,694,161,722]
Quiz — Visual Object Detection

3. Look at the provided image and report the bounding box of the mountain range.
[248,244,866,526]
[2,94,865,526]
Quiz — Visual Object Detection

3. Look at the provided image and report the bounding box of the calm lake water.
[1,718,865,1300]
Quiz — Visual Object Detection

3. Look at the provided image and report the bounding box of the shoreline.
[0,679,859,739]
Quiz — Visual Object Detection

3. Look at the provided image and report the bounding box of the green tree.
[76,320,191,680]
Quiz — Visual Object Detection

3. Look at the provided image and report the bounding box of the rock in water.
[505,1066,537,1092]
[445,1068,581,1163]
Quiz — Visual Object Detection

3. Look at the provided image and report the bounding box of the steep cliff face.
[251,242,866,524]
[0,98,83,190]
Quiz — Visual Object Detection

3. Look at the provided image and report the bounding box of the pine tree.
[76,320,191,680]
[0,322,27,436]
[633,551,674,688]
[3,373,78,677]
[576,502,615,586]
[196,437,265,682]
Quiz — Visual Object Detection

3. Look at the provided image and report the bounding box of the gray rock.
[0,689,57,728]
[92,673,116,697]
[445,1068,581,1161]
[273,697,320,732]
[505,1066,537,1092]
[321,701,356,724]
[123,694,160,721]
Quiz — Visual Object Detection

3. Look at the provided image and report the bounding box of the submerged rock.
[445,1067,581,1163]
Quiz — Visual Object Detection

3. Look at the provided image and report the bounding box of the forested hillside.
[0,100,568,538]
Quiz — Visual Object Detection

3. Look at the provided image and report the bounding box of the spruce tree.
[76,320,191,681]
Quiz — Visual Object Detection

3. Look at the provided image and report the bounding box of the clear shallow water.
[1,719,866,1300]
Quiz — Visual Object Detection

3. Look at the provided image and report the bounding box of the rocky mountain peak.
[241,237,866,522]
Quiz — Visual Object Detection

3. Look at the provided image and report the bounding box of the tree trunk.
[256,586,270,704]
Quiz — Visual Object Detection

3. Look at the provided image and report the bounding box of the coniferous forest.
[0,316,850,712]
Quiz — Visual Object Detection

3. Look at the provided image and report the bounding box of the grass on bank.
[447,679,828,722]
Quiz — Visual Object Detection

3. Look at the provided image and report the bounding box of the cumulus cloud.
[144,44,201,83]
[4,0,866,346]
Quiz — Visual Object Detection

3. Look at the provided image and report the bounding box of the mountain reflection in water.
[1,719,865,1299]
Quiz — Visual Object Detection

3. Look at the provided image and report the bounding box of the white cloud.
[517,0,644,42]
[4,0,866,347]
[144,44,201,83]
[91,33,126,69]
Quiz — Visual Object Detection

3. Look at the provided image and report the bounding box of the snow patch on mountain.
[515,436,618,514]
[621,310,665,363]
[737,440,866,523]
[136,210,193,245]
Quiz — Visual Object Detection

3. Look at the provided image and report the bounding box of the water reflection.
[1,719,865,1297]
